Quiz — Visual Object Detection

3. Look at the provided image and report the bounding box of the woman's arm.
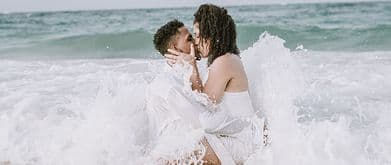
[188,44,203,92]
[166,47,232,103]
[166,44,204,92]
[189,60,203,92]
[201,57,232,103]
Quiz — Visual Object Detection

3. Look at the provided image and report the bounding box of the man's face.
[171,26,193,54]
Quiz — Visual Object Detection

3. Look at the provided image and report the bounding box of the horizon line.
[1,0,388,14]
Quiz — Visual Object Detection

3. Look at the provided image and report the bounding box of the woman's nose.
[194,38,199,45]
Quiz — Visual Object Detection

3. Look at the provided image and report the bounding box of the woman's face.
[193,22,210,58]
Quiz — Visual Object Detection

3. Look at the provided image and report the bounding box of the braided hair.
[194,4,240,66]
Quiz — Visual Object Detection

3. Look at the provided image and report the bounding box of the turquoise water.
[1,1,390,59]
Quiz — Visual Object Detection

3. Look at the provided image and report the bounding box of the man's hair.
[153,19,184,55]
[194,4,239,66]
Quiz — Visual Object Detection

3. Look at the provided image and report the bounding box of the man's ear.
[167,42,176,51]
[172,44,183,53]
[173,45,181,53]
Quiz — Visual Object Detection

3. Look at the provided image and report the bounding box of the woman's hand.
[166,44,203,92]
[165,44,196,66]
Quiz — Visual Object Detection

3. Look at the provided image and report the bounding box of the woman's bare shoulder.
[212,53,241,67]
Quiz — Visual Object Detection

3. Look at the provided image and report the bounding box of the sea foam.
[1,33,391,164]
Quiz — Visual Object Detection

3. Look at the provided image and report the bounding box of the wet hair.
[153,19,184,55]
[194,4,240,66]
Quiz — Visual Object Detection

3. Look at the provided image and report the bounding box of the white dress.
[201,91,264,164]
[145,63,264,164]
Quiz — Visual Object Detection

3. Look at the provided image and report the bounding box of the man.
[153,19,196,65]
[147,20,221,164]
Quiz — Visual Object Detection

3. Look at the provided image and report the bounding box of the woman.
[165,4,264,164]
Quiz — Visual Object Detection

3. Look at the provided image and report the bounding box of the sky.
[0,0,383,12]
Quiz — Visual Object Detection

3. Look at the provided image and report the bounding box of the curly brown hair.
[153,19,184,56]
[194,4,240,66]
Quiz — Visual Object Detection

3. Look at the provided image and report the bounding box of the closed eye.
[194,33,200,38]
[187,34,193,41]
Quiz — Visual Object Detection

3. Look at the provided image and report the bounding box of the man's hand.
[165,44,196,66]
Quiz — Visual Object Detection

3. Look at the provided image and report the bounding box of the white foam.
[0,33,390,164]
[242,32,391,164]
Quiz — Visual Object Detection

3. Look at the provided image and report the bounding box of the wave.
[237,24,391,51]
[0,30,157,59]
[1,1,391,60]
[2,24,391,59]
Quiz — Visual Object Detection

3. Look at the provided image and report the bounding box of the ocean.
[0,1,390,164]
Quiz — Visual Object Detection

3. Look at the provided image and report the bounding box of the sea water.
[0,1,390,164]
